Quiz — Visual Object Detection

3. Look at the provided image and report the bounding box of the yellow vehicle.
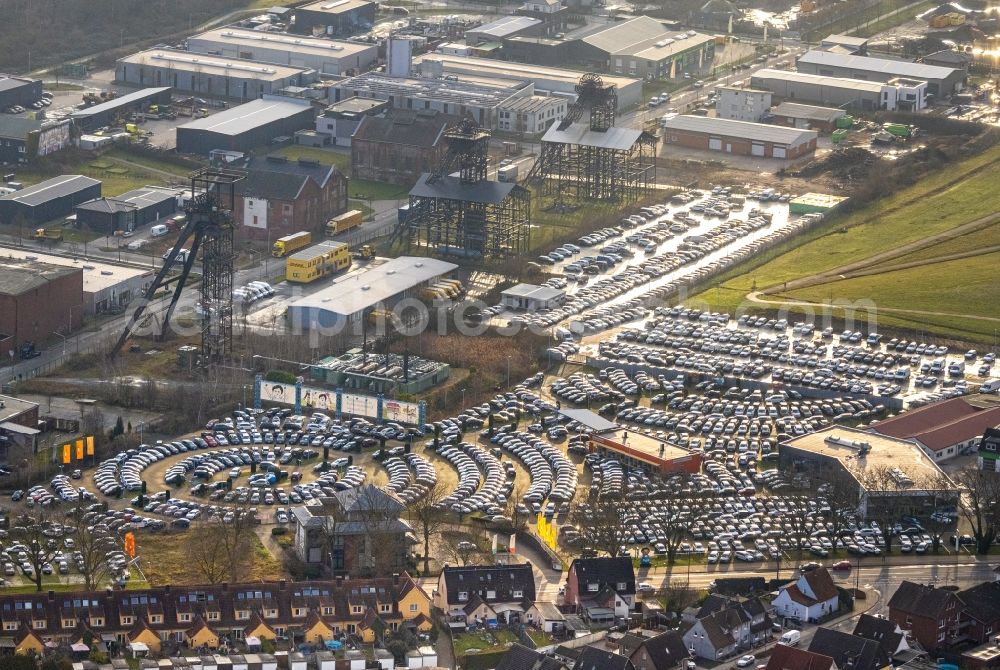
[326,209,363,236]
[34,228,63,242]
[272,231,312,258]
[354,244,375,260]
[286,241,351,283]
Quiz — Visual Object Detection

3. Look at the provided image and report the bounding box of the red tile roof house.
[766,644,835,670]
[771,568,840,624]
[868,397,1000,463]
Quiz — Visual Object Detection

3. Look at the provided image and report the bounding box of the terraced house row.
[0,574,432,655]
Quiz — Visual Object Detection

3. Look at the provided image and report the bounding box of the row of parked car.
[2,92,52,114]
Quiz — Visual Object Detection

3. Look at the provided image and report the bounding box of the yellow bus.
[272,231,312,258]
[325,210,363,236]
[286,241,351,283]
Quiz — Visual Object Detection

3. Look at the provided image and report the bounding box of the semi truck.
[272,231,312,258]
[325,210,363,236]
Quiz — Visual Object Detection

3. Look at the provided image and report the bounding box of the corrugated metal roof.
[70,88,171,119]
[662,115,817,145]
[541,122,642,150]
[178,96,313,136]
[0,175,101,206]
[580,16,712,58]
[751,69,886,93]
[190,28,373,59]
[409,174,519,204]
[769,102,845,122]
[797,50,958,80]
[297,0,374,14]
[469,15,542,38]
[289,256,457,317]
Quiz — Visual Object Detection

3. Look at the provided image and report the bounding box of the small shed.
[769,102,846,132]
[501,283,565,311]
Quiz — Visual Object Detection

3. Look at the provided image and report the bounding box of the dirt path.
[747,291,1000,323]
[760,211,1000,295]
[108,156,185,180]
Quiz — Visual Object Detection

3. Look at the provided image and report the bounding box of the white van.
[980,379,1000,394]
[780,630,801,646]
[150,224,169,238]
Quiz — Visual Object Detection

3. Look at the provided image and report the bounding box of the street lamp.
[506,355,511,389]
[460,388,466,411]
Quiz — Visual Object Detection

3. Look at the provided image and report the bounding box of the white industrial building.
[715,86,772,122]
[287,256,458,331]
[0,248,153,315]
[116,49,316,98]
[330,72,533,128]
[497,95,567,134]
[413,53,643,110]
[795,50,964,97]
[186,28,377,76]
[501,283,565,311]
[750,69,926,112]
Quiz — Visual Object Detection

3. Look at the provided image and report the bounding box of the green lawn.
[452,630,520,656]
[687,143,1000,341]
[105,148,197,177]
[271,144,351,171]
[867,221,1000,268]
[13,148,188,197]
[350,179,410,201]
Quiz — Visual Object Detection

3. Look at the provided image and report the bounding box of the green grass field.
[686,143,1000,343]
[271,144,350,172]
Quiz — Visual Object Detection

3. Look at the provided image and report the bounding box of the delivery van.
[780,630,801,646]
[150,224,169,238]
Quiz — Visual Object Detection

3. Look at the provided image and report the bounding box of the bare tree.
[218,507,257,583]
[440,527,491,567]
[820,467,862,552]
[784,499,813,566]
[650,483,694,565]
[503,480,531,533]
[569,489,631,558]
[953,466,1000,555]
[69,507,118,590]
[854,465,915,554]
[404,478,450,575]
[186,522,230,584]
[10,510,61,592]
[355,485,408,577]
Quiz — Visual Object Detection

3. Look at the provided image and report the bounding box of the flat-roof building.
[316,96,390,146]
[0,75,42,109]
[0,258,84,353]
[330,72,532,128]
[501,283,565,311]
[661,115,817,159]
[69,88,173,131]
[466,15,544,44]
[780,425,959,519]
[496,95,567,134]
[0,117,72,164]
[291,0,377,37]
[176,96,316,155]
[588,429,702,477]
[768,102,846,132]
[819,34,869,55]
[287,256,457,332]
[573,17,715,80]
[0,175,102,226]
[116,49,315,99]
[716,86,772,122]
[414,53,642,109]
[751,69,904,111]
[0,247,154,315]
[795,50,964,97]
[0,393,40,455]
[187,28,376,76]
[74,186,179,235]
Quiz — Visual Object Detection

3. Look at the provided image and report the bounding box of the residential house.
[564,557,636,621]
[978,427,1000,472]
[496,644,570,670]
[628,630,690,670]
[683,600,761,661]
[853,614,911,660]
[234,155,348,242]
[772,568,840,623]
[435,564,537,630]
[887,581,964,652]
[291,485,414,576]
[351,109,463,186]
[957,581,1000,644]
[574,646,635,670]
[766,644,835,670]
[808,627,891,670]
[0,575,431,652]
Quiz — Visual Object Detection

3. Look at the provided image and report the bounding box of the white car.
[737,655,756,668]
[637,581,655,593]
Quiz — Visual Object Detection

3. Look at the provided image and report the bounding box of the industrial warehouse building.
[116,49,315,99]
[292,0,377,36]
[750,69,921,111]
[715,86,772,122]
[769,102,846,132]
[187,28,377,76]
[0,248,153,315]
[795,50,964,97]
[287,256,458,331]
[574,17,715,79]
[496,95,567,134]
[176,96,316,155]
[0,175,102,226]
[413,53,643,110]
[465,15,544,44]
[661,115,817,159]
[69,87,173,131]
[0,75,42,109]
[331,72,532,129]
[501,283,565,311]
[74,186,179,235]
[0,258,83,354]
[0,117,72,164]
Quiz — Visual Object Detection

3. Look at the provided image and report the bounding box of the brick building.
[0,258,84,357]
[0,394,40,456]
[351,109,462,186]
[887,581,963,652]
[235,156,347,242]
[661,115,817,160]
[564,556,635,621]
